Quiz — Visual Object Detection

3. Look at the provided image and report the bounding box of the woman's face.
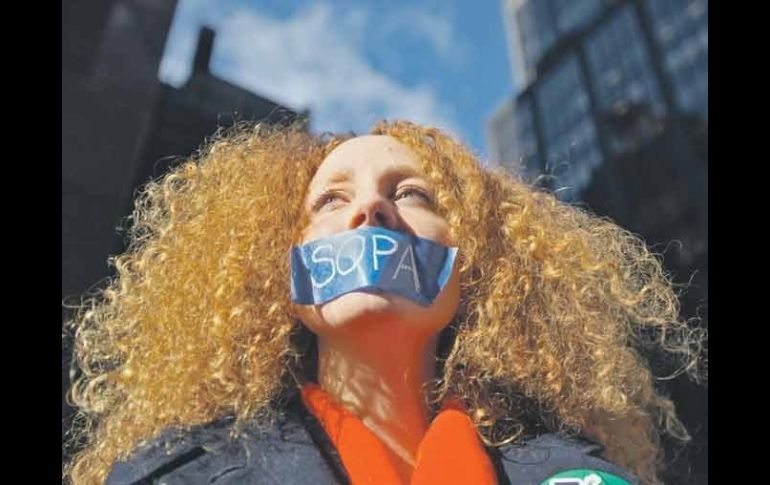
[295,135,460,337]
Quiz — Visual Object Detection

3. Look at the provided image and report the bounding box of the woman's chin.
[316,291,415,328]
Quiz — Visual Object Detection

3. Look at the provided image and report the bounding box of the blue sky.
[159,0,516,162]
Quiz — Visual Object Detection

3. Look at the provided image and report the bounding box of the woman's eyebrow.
[309,169,354,196]
[324,169,354,185]
[309,164,427,200]
[382,165,425,181]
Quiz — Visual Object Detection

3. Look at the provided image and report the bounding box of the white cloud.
[160,3,461,137]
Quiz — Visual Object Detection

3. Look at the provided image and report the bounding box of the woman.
[65,120,703,484]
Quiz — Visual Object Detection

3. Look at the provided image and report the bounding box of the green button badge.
[540,468,631,485]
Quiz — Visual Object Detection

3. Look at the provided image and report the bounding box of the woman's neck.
[316,321,439,474]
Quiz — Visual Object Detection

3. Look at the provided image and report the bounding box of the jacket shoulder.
[493,434,639,485]
[106,413,340,485]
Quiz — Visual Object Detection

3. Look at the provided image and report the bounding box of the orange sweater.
[301,383,497,485]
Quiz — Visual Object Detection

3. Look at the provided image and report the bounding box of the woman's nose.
[348,195,397,230]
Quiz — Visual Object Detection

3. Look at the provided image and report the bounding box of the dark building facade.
[488,0,707,483]
[583,109,708,485]
[63,0,179,456]
[63,0,304,459]
[489,0,707,198]
[137,27,307,188]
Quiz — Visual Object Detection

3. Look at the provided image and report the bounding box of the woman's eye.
[312,192,345,212]
[394,187,433,204]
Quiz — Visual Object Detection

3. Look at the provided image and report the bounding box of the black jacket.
[107,402,638,485]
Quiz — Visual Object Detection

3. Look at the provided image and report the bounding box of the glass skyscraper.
[488,0,707,200]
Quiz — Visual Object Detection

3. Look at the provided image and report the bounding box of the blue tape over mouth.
[290,227,458,306]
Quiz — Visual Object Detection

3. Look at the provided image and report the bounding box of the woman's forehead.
[310,135,423,185]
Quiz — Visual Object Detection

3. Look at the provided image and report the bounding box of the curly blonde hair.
[64,120,704,484]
